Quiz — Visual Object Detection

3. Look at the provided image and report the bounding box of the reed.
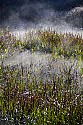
[0,28,83,124]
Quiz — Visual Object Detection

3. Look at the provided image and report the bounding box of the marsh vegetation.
[0,28,83,124]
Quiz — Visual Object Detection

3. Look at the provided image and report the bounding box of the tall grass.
[0,28,83,124]
[0,28,83,58]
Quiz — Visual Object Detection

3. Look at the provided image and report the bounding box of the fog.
[0,0,83,36]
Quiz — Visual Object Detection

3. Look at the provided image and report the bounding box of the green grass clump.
[0,30,15,54]
[37,30,83,58]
